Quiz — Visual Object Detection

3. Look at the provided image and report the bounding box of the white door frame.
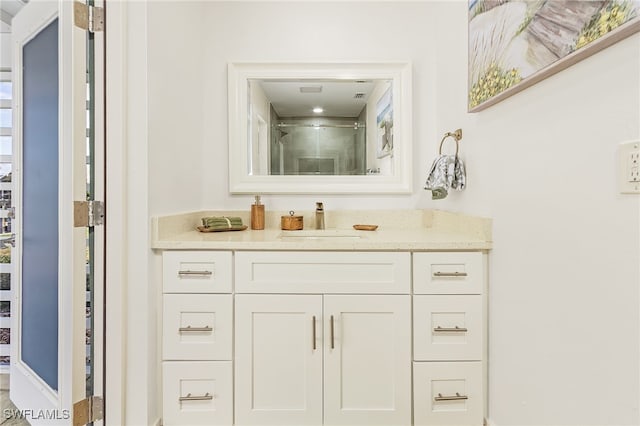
[104,1,158,424]
[104,0,144,424]
[103,0,125,423]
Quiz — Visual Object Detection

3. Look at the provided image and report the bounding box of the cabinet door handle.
[433,326,467,333]
[434,392,468,402]
[312,316,317,350]
[330,315,335,349]
[179,325,213,333]
[179,392,213,402]
[433,271,467,277]
[178,270,213,277]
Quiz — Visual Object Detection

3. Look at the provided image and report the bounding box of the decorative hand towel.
[201,216,244,229]
[424,154,466,200]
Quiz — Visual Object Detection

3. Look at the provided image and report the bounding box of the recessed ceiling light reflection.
[313,107,324,113]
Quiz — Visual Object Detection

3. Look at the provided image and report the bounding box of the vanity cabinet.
[411,252,485,426]
[234,251,412,426]
[160,249,487,426]
[234,294,411,426]
[161,251,234,426]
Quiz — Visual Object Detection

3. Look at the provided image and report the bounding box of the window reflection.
[0,109,11,128]
[0,82,11,100]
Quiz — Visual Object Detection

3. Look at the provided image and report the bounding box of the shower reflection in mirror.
[247,78,394,177]
[272,119,365,175]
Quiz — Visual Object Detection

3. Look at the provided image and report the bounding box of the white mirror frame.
[228,62,413,194]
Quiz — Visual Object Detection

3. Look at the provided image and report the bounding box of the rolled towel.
[201,216,244,229]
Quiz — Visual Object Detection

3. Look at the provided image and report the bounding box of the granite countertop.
[151,209,492,251]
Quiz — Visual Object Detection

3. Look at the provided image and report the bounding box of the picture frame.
[468,0,640,112]
[376,86,393,158]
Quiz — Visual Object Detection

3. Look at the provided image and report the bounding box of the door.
[323,295,411,426]
[9,0,104,424]
[235,294,322,426]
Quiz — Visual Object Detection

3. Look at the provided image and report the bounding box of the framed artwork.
[468,0,640,112]
[376,86,393,158]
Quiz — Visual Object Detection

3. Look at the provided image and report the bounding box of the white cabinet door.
[323,295,411,426]
[235,295,323,425]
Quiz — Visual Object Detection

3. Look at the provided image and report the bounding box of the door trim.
[104,1,126,423]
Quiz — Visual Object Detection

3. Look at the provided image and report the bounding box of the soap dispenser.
[251,195,265,230]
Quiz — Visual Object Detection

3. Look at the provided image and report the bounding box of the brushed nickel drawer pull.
[433,326,468,332]
[433,271,467,277]
[312,316,317,350]
[434,392,468,402]
[179,392,213,402]
[178,270,213,277]
[179,325,213,333]
[330,315,335,349]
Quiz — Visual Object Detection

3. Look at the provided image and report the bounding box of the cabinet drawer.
[413,362,483,426]
[163,294,232,360]
[413,295,482,361]
[163,251,232,293]
[162,361,233,426]
[413,252,483,294]
[235,251,410,294]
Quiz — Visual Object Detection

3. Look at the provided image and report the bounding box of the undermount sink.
[278,230,363,240]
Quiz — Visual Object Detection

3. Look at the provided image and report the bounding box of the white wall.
[145,3,209,424]
[197,1,443,211]
[143,1,640,425]
[249,80,270,175]
[148,1,205,216]
[431,2,640,424]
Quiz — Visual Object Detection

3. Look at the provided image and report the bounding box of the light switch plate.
[619,140,640,194]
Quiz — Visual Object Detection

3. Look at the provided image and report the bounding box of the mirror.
[228,62,412,194]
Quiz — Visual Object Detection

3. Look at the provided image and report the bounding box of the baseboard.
[153,417,162,426]
[0,373,8,390]
[485,417,497,426]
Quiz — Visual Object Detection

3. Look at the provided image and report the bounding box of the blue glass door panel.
[21,18,59,391]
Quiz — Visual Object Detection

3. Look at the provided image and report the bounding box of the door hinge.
[73,396,104,426]
[73,1,104,33]
[74,200,105,227]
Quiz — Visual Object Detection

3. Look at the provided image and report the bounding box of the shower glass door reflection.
[271,122,366,175]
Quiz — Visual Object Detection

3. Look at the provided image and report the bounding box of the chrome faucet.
[315,202,325,230]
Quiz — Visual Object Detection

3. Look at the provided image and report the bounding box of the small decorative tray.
[353,224,378,231]
[197,225,248,233]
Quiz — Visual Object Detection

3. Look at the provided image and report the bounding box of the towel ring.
[438,129,462,157]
